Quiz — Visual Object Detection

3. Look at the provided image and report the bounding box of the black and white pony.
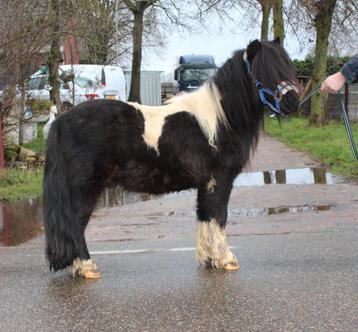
[44,39,300,278]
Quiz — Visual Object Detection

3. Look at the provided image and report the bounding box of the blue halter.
[243,51,292,115]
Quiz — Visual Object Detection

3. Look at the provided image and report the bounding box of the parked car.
[27,64,127,111]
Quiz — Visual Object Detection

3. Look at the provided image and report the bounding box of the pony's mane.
[214,49,261,140]
[129,83,228,151]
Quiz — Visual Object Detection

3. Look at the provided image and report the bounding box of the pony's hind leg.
[71,218,101,279]
[70,189,102,279]
[196,175,239,271]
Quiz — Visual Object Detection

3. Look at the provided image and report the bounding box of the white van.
[27,65,127,111]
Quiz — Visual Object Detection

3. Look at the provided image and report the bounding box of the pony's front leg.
[195,176,239,271]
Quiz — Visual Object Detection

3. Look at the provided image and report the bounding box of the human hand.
[320,71,346,94]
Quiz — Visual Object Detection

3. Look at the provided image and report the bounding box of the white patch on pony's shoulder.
[128,84,228,152]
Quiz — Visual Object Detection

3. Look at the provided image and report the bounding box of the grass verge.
[0,168,43,201]
[23,124,46,154]
[265,116,358,181]
[1,124,45,201]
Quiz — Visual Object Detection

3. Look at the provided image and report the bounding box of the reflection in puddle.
[96,187,195,209]
[96,188,152,209]
[97,168,337,209]
[0,198,43,246]
[229,204,333,217]
[0,167,336,246]
[234,168,334,186]
[156,204,333,219]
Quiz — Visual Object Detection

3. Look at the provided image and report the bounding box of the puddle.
[0,189,152,247]
[96,187,153,209]
[0,167,337,246]
[96,187,195,209]
[234,167,336,186]
[93,168,334,209]
[147,204,334,219]
[229,204,333,218]
[0,198,43,246]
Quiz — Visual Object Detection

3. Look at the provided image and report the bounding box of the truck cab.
[174,55,217,92]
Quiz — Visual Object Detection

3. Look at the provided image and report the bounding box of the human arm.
[340,54,358,84]
[321,55,358,93]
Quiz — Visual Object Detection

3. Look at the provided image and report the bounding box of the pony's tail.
[43,119,79,271]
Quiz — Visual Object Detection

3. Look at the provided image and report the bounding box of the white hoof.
[72,259,101,279]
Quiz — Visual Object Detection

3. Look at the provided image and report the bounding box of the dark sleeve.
[340,55,358,84]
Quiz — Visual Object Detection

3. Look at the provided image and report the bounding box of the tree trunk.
[272,0,284,44]
[48,0,61,112]
[260,1,272,41]
[310,0,337,125]
[18,87,26,145]
[128,10,145,102]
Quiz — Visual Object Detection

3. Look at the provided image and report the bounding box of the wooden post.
[1,204,10,246]
[0,116,4,170]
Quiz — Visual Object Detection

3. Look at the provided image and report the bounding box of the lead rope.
[337,91,358,162]
[299,87,358,162]
[298,86,321,107]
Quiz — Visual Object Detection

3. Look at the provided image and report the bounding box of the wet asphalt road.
[1,228,358,332]
[1,137,358,332]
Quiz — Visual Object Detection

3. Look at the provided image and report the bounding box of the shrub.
[27,98,53,116]
[293,56,352,77]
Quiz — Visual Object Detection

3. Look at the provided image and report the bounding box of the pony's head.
[244,38,301,115]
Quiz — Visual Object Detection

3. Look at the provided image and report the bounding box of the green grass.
[1,124,46,201]
[265,116,358,181]
[0,168,43,201]
[23,124,46,155]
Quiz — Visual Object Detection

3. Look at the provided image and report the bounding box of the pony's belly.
[108,162,195,195]
[119,175,194,195]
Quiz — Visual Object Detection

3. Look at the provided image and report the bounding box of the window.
[182,68,217,82]
[27,76,48,90]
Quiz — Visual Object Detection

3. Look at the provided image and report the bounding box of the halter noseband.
[243,51,296,115]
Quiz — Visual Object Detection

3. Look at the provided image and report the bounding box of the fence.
[347,84,358,121]
[298,76,358,122]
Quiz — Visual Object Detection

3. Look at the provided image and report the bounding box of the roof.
[179,55,215,65]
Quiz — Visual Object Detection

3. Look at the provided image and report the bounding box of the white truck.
[27,64,127,111]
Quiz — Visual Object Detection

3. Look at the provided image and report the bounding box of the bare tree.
[123,0,159,102]
[309,0,337,125]
[48,0,62,112]
[69,0,132,65]
[328,0,358,55]
[272,0,284,43]
[0,0,54,155]
[259,0,272,40]
[123,0,192,102]
[284,0,356,124]
[196,0,280,42]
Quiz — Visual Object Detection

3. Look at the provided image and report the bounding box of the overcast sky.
[141,16,312,78]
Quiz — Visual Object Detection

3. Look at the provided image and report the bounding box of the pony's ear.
[246,39,261,60]
[274,36,281,44]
